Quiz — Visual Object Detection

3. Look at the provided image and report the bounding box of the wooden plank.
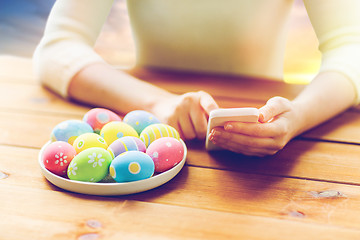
[3,55,358,145]
[0,112,70,148]
[2,111,360,186]
[0,82,89,117]
[0,81,265,115]
[0,55,305,101]
[0,55,36,84]
[4,80,360,146]
[1,185,360,240]
[186,139,360,185]
[2,145,360,229]
[302,111,360,144]
[126,67,306,102]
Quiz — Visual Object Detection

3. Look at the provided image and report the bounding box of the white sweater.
[33,0,360,104]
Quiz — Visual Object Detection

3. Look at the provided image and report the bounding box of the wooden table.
[1,55,360,239]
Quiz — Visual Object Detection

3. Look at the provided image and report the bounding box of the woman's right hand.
[151,90,219,140]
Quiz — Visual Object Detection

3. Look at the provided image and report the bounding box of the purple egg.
[107,136,146,158]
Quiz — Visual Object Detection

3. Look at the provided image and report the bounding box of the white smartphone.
[205,107,260,151]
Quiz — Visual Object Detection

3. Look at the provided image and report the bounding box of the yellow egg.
[100,121,139,145]
[73,133,108,154]
[140,123,180,147]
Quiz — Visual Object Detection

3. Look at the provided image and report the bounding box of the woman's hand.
[208,96,299,156]
[151,90,219,140]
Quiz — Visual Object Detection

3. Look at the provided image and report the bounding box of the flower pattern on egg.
[54,152,68,166]
[68,162,78,176]
[88,153,105,168]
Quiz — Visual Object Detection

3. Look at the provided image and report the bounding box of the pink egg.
[146,137,184,173]
[42,141,77,177]
[83,108,122,133]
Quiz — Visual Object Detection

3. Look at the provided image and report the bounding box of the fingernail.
[208,134,214,141]
[212,130,221,136]
[225,124,233,130]
[259,113,266,123]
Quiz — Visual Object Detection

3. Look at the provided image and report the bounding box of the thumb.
[198,91,219,115]
[259,96,291,123]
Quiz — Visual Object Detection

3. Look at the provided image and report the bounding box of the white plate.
[38,140,187,196]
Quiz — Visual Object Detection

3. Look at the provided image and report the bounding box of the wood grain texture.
[1,110,360,186]
[2,145,360,230]
[2,186,360,240]
[2,55,360,239]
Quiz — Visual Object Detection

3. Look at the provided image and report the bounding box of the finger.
[178,113,197,140]
[190,107,208,139]
[209,131,278,156]
[198,91,219,115]
[259,96,291,123]
[210,128,280,150]
[224,117,287,138]
[166,117,184,139]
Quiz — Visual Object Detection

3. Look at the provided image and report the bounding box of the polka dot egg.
[51,120,93,145]
[67,147,112,182]
[146,137,184,173]
[83,108,122,134]
[107,136,146,158]
[42,141,76,177]
[109,151,155,182]
[100,121,139,145]
[72,133,108,154]
[123,110,161,135]
[140,123,180,147]
[42,107,187,185]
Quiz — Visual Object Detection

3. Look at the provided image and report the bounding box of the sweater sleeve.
[33,0,114,98]
[303,0,360,105]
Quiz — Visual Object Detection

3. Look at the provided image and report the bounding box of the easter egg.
[73,133,108,154]
[146,137,184,173]
[100,121,139,145]
[140,123,180,147]
[50,120,93,145]
[107,136,146,158]
[42,141,76,176]
[83,108,122,134]
[109,151,155,182]
[67,147,112,182]
[123,110,161,135]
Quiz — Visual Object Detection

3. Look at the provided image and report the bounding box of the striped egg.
[140,123,180,147]
[107,136,146,158]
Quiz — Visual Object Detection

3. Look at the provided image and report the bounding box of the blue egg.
[123,110,161,135]
[109,151,155,182]
[50,120,93,144]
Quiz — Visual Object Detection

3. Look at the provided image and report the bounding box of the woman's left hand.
[208,96,299,156]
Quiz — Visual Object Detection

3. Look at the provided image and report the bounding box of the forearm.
[291,71,356,136]
[68,63,175,114]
